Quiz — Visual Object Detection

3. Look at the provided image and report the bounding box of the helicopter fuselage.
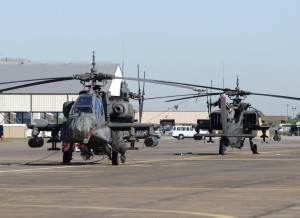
[194,95,264,154]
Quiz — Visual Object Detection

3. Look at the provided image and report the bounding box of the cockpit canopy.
[71,94,103,119]
[72,94,93,113]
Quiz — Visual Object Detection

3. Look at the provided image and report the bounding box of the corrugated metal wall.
[0,94,78,112]
[0,95,31,111]
[32,95,68,111]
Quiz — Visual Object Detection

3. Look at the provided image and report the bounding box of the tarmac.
[0,136,300,218]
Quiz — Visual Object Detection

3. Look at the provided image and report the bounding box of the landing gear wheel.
[219,144,226,155]
[111,130,127,160]
[251,144,259,154]
[219,139,227,155]
[120,155,126,163]
[273,134,281,142]
[112,150,119,165]
[63,144,73,164]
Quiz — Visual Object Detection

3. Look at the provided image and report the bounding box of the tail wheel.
[63,143,73,164]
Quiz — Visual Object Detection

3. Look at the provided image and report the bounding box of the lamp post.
[292,107,296,118]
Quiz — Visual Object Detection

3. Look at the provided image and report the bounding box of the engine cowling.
[193,135,203,140]
[144,136,159,147]
[28,137,44,148]
[109,101,135,122]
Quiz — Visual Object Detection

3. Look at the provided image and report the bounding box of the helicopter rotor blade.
[144,93,201,100]
[165,92,223,102]
[209,80,213,114]
[0,77,73,93]
[137,65,141,97]
[139,71,146,123]
[4,73,300,103]
[115,76,226,91]
[209,81,213,132]
[250,92,300,101]
[206,89,210,115]
[0,77,73,85]
[2,74,227,93]
[137,65,142,123]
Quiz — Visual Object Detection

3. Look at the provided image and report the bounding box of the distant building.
[261,115,288,123]
[136,111,209,126]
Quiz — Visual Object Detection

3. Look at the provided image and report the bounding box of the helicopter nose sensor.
[66,114,94,142]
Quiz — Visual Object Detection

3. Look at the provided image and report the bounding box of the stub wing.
[244,124,270,131]
[108,122,158,138]
[108,122,159,147]
[194,133,256,138]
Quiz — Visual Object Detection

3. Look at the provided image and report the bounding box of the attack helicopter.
[0,53,161,165]
[4,57,300,159]
[164,77,300,155]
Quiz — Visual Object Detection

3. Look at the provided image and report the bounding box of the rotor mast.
[234,76,240,104]
[89,51,97,94]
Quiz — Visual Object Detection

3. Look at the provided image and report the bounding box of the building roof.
[261,115,288,121]
[0,61,119,94]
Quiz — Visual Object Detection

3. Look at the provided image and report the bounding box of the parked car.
[154,130,161,138]
[289,126,300,136]
[162,128,172,135]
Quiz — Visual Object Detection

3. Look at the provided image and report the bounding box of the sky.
[1,0,300,116]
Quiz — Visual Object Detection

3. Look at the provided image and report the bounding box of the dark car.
[289,126,300,136]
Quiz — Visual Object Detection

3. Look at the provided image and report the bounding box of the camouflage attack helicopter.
[3,58,300,160]
[165,77,300,155]
[0,53,161,165]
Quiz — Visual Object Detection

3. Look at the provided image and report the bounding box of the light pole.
[292,107,296,118]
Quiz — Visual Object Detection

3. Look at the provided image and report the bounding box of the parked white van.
[170,126,196,139]
[172,125,208,139]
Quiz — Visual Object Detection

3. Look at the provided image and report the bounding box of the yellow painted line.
[0,186,300,192]
[181,157,300,161]
[258,148,300,153]
[0,204,237,218]
[0,165,102,173]
[128,155,300,164]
